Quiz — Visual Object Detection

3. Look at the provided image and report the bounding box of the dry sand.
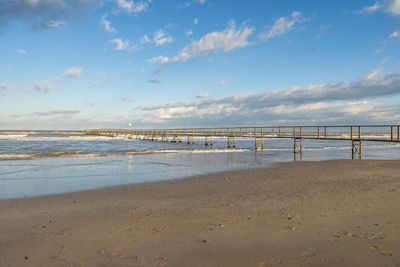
[0,160,400,266]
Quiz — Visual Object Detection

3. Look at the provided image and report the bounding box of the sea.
[1,130,399,200]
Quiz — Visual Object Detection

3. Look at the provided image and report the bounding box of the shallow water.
[0,130,399,199]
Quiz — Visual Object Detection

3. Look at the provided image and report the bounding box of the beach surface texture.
[1,160,399,266]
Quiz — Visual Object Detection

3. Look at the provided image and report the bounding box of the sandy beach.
[1,160,399,266]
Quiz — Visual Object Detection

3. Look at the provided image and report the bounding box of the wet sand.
[0,160,399,266]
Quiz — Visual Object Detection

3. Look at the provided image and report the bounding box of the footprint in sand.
[154,256,167,266]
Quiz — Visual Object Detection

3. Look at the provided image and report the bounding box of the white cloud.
[260,11,308,41]
[147,21,254,65]
[33,110,80,116]
[389,31,399,38]
[110,39,128,50]
[26,0,40,5]
[358,0,400,16]
[366,68,382,80]
[196,93,210,99]
[0,83,20,94]
[16,49,27,54]
[89,81,101,87]
[148,79,162,83]
[140,34,151,43]
[194,18,198,25]
[46,20,66,28]
[384,0,400,15]
[358,1,381,14]
[153,29,173,46]
[218,79,232,86]
[178,0,205,10]
[85,102,96,107]
[33,80,52,92]
[186,30,193,36]
[378,57,389,66]
[64,66,83,78]
[109,38,138,51]
[100,14,116,33]
[121,96,135,102]
[140,30,173,47]
[178,2,190,9]
[116,0,149,13]
[315,25,331,39]
[146,55,170,64]
[0,0,92,31]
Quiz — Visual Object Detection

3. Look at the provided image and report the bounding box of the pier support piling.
[294,138,303,153]
[352,140,362,159]
[227,128,236,148]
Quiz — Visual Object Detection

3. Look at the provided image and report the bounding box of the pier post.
[293,127,303,153]
[391,126,393,142]
[300,127,303,152]
[294,138,303,154]
[227,128,236,148]
[232,128,236,148]
[261,128,264,150]
[227,128,230,148]
[351,126,353,140]
[293,127,296,153]
[398,126,400,141]
[254,127,257,150]
[205,129,212,146]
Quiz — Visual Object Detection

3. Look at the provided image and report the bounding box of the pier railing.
[85,125,400,159]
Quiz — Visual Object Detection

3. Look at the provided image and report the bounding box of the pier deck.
[85,125,400,159]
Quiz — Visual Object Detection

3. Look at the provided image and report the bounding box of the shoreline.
[1,159,400,266]
[0,158,273,202]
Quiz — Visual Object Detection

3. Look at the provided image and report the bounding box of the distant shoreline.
[1,159,399,266]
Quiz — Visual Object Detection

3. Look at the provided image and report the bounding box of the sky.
[1,0,400,130]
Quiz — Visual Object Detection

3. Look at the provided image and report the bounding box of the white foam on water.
[0,135,118,141]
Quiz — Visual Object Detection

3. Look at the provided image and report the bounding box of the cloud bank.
[133,70,400,126]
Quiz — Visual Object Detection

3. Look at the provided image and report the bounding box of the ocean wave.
[0,148,253,161]
[0,135,117,141]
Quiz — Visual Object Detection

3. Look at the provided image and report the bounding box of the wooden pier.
[85,125,400,159]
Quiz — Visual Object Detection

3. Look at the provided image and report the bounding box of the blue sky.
[1,0,400,129]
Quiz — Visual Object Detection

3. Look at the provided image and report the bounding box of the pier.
[85,125,400,159]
